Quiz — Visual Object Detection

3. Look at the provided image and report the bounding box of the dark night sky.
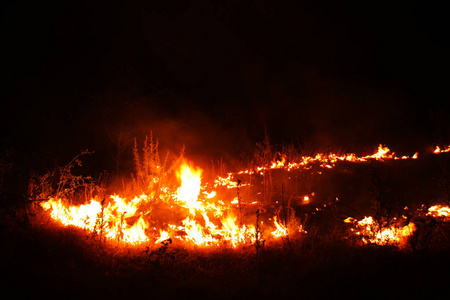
[1,0,450,173]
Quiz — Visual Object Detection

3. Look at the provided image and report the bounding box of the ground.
[2,150,450,299]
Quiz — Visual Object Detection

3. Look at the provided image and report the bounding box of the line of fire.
[29,138,450,252]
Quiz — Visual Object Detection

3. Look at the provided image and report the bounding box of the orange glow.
[39,143,450,249]
[40,160,301,248]
[271,216,288,238]
[346,216,415,247]
[175,161,203,215]
[155,230,170,244]
[427,205,450,219]
[41,196,150,244]
[434,145,450,154]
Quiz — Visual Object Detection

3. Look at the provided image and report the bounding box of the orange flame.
[427,205,450,219]
[175,161,203,215]
[39,144,450,249]
[346,216,415,247]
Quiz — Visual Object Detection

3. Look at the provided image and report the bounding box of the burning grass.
[29,139,450,251]
[3,137,450,298]
[3,213,450,299]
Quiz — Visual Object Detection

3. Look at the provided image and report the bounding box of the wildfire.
[345,216,416,247]
[427,205,450,219]
[240,144,418,175]
[41,196,150,244]
[40,160,295,248]
[175,161,203,215]
[434,145,450,154]
[38,143,450,250]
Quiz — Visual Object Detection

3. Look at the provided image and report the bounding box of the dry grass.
[3,136,450,298]
[3,213,450,300]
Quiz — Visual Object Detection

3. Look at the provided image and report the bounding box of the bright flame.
[155,230,170,244]
[347,216,415,247]
[175,161,202,215]
[427,205,450,218]
[39,143,450,250]
[41,196,150,244]
[434,145,450,153]
[271,216,288,238]
[364,144,393,160]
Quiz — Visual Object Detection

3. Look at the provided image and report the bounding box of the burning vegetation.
[29,135,450,253]
[2,134,450,300]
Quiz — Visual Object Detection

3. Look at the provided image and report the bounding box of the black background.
[1,0,449,175]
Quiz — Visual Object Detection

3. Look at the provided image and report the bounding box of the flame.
[434,145,450,154]
[155,230,170,244]
[233,144,422,176]
[41,198,102,229]
[347,216,415,247]
[40,161,271,248]
[41,196,150,244]
[270,155,286,169]
[175,161,202,215]
[427,205,450,218]
[121,215,149,244]
[271,216,288,238]
[363,144,393,160]
[39,143,450,250]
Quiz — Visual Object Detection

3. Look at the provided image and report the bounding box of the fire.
[121,215,149,244]
[41,198,102,229]
[175,161,203,215]
[41,196,150,244]
[427,205,450,219]
[434,145,450,154]
[246,144,417,175]
[40,160,297,248]
[271,216,288,238]
[155,230,170,244]
[345,216,415,247]
[270,155,286,169]
[365,144,393,160]
[214,173,250,188]
[38,143,450,250]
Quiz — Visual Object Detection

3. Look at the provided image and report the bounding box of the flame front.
[40,160,291,248]
[41,197,150,244]
[39,144,450,249]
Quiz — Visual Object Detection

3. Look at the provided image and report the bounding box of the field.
[2,2,449,298]
[2,143,450,299]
